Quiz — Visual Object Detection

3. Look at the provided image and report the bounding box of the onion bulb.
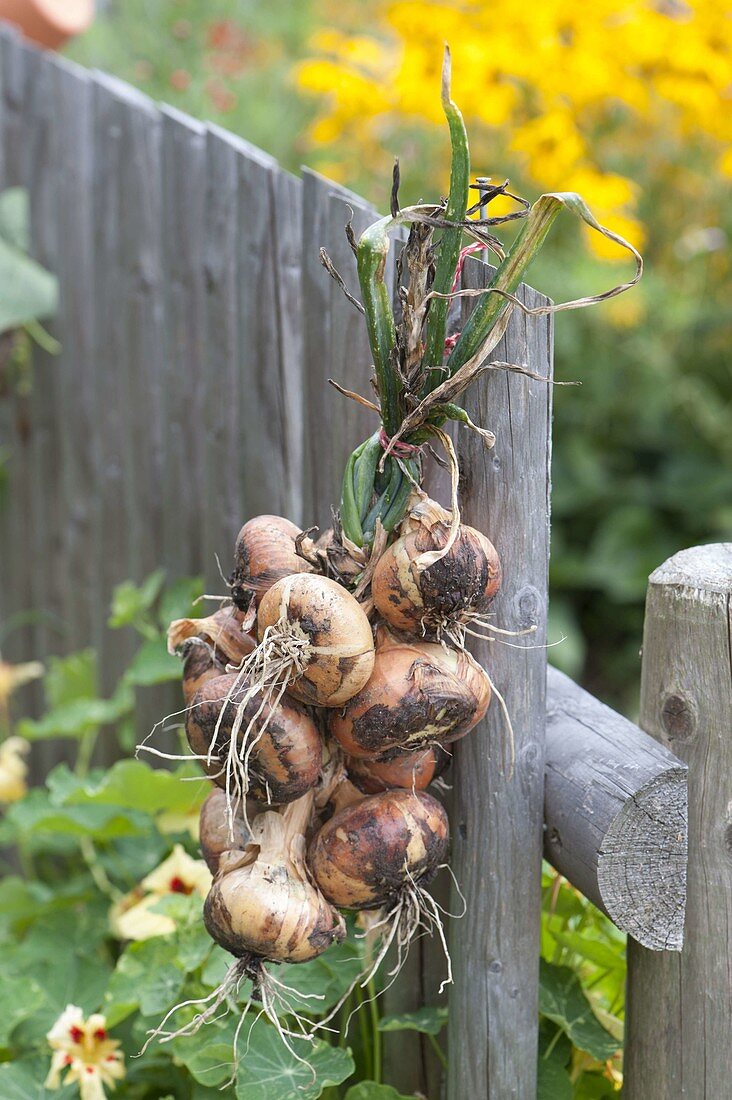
[204,793,345,963]
[372,498,501,635]
[186,673,322,806]
[182,645,225,706]
[329,628,490,760]
[199,788,250,874]
[346,743,450,795]
[255,574,375,708]
[229,515,314,609]
[308,789,448,910]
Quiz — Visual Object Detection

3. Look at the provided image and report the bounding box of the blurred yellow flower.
[0,735,30,803]
[0,655,43,723]
[297,0,732,254]
[46,1005,124,1100]
[110,844,211,941]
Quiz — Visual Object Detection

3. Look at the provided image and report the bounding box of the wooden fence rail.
[1,23,717,1100]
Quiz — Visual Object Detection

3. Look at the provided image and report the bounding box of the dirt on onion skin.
[186,673,322,804]
[308,789,449,909]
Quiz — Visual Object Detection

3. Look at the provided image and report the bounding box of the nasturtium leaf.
[105,937,186,1027]
[125,637,182,686]
[0,235,58,332]
[108,570,166,629]
[0,187,30,250]
[0,1060,75,1099]
[572,1071,618,1098]
[49,759,208,816]
[345,1084,415,1100]
[233,1018,355,1100]
[0,974,46,1043]
[45,649,97,707]
[378,1005,448,1036]
[0,790,148,840]
[17,682,134,741]
[276,936,365,1013]
[158,575,204,629]
[537,1057,572,1100]
[537,1018,572,1100]
[550,930,626,971]
[539,961,619,1062]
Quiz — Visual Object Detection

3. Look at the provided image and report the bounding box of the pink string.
[443,243,485,355]
[378,427,421,458]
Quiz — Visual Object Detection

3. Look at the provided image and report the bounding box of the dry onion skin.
[371,499,501,637]
[308,789,448,910]
[168,607,257,668]
[204,794,345,963]
[186,673,322,806]
[346,743,450,795]
[229,515,315,610]
[199,788,251,875]
[256,574,375,708]
[329,630,490,760]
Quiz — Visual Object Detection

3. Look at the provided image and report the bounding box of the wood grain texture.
[301,169,377,531]
[624,543,732,1099]
[446,260,553,1100]
[545,665,687,950]
[160,104,207,581]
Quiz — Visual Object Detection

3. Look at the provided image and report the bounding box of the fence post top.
[649,542,732,593]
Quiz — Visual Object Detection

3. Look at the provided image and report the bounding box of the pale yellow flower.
[45,1004,124,1100]
[0,655,43,725]
[110,844,211,941]
[0,735,30,803]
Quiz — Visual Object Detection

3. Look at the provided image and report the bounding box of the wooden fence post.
[447,261,553,1099]
[624,544,732,1099]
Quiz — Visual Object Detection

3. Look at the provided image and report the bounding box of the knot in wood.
[660,692,697,742]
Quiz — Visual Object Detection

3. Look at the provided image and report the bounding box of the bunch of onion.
[144,791,345,1066]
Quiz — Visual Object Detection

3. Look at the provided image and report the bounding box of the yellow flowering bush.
[298,0,732,257]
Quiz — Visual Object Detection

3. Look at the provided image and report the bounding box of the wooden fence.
[0,23,729,1099]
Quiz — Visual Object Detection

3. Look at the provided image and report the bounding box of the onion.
[346,743,450,794]
[371,498,501,635]
[168,607,257,667]
[199,788,250,874]
[255,574,375,708]
[308,789,448,910]
[229,515,314,609]
[204,793,345,963]
[182,645,225,706]
[186,673,323,806]
[329,628,490,759]
[147,793,345,1058]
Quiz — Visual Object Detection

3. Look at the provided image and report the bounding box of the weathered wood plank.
[301,169,377,531]
[624,543,732,1099]
[0,30,35,672]
[447,261,553,1100]
[236,140,293,523]
[545,665,687,950]
[49,56,96,655]
[201,125,241,592]
[160,105,207,582]
[90,71,164,743]
[269,167,304,527]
